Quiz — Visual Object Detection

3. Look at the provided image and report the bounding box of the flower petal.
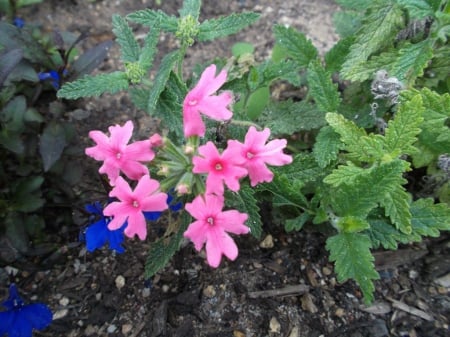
[109,120,133,150]
[124,212,147,240]
[184,220,208,251]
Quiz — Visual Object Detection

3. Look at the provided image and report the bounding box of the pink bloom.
[183,64,233,137]
[228,126,293,186]
[85,121,157,185]
[192,141,247,195]
[103,175,168,240]
[184,194,249,267]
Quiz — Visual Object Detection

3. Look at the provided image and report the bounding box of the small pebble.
[107,324,117,333]
[335,307,345,317]
[53,308,69,320]
[162,284,170,293]
[260,234,274,249]
[115,275,125,290]
[59,296,70,306]
[122,324,132,334]
[322,266,332,276]
[142,287,151,297]
[203,285,216,298]
[269,316,281,333]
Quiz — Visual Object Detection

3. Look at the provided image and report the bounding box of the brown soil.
[1,1,449,337]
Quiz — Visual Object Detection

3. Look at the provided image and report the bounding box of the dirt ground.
[1,0,449,336]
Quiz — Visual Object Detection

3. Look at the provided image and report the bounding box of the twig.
[248,284,310,299]
[386,297,434,321]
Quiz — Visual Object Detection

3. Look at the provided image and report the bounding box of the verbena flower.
[12,18,24,28]
[184,193,249,268]
[84,201,126,253]
[228,126,293,186]
[38,70,61,90]
[104,175,168,240]
[0,284,52,337]
[183,64,233,137]
[85,121,157,185]
[192,141,247,195]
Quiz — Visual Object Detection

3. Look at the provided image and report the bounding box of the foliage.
[0,10,111,261]
[56,0,450,305]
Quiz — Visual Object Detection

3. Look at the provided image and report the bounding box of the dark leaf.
[39,122,67,171]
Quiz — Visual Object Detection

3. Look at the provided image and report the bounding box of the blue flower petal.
[0,311,14,335]
[12,18,24,28]
[21,303,53,330]
[85,220,109,252]
[143,211,162,221]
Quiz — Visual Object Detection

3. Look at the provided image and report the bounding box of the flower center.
[132,200,139,208]
[246,151,255,159]
[188,99,197,106]
[215,162,223,171]
[116,152,122,159]
[206,217,214,226]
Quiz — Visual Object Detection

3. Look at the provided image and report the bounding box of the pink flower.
[228,126,293,186]
[85,121,157,185]
[103,175,168,240]
[184,194,249,267]
[183,64,233,137]
[192,141,247,195]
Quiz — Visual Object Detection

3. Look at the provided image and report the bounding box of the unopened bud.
[150,133,163,147]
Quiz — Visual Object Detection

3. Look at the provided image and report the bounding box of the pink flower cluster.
[85,121,167,240]
[85,64,292,268]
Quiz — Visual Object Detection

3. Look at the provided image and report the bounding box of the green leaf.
[246,86,269,120]
[179,0,201,19]
[226,186,263,239]
[260,100,326,135]
[232,42,255,57]
[138,26,160,71]
[324,36,354,74]
[147,51,180,114]
[273,25,318,67]
[258,173,308,210]
[391,40,434,86]
[366,217,410,249]
[341,2,404,80]
[307,60,341,113]
[16,0,42,7]
[337,216,370,233]
[326,232,379,304]
[312,126,343,168]
[39,122,67,171]
[384,93,424,157]
[332,11,363,39]
[0,48,23,86]
[127,9,178,32]
[144,212,190,279]
[285,213,310,232]
[410,198,450,237]
[334,0,373,11]
[271,152,325,186]
[324,162,367,187]
[112,14,140,63]
[71,40,114,78]
[57,72,129,99]
[396,0,435,19]
[198,12,260,41]
[251,59,301,88]
[380,185,412,234]
[12,176,44,212]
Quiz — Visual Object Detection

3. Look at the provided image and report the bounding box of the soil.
[1,1,449,337]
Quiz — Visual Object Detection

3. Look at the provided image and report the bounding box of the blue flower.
[0,284,52,337]
[12,18,24,28]
[143,192,182,220]
[37,70,62,90]
[83,202,126,254]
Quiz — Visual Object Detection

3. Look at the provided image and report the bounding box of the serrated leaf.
[366,217,410,249]
[326,232,379,304]
[381,185,412,234]
[273,25,318,67]
[260,100,326,135]
[334,0,373,11]
[144,212,189,279]
[341,3,404,80]
[384,94,424,157]
[410,198,450,237]
[112,14,140,63]
[325,36,354,74]
[391,40,434,86]
[396,0,435,19]
[324,162,367,187]
[198,12,260,41]
[307,60,341,113]
[39,122,67,171]
[251,59,301,88]
[313,126,343,168]
[258,173,308,210]
[332,11,363,39]
[57,72,129,99]
[337,216,370,233]
[226,186,262,239]
[285,213,310,232]
[147,51,180,114]
[70,40,113,79]
[127,9,178,32]
[179,0,201,19]
[138,27,160,71]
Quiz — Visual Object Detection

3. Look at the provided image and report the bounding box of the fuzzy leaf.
[337,216,370,233]
[307,60,341,112]
[198,12,260,41]
[380,185,412,234]
[226,186,263,239]
[147,51,179,114]
[396,0,435,19]
[341,2,404,81]
[127,9,178,32]
[57,72,129,99]
[324,162,367,187]
[285,213,310,232]
[332,11,363,39]
[112,14,140,63]
[410,198,450,237]
[144,212,189,279]
[273,25,318,67]
[324,36,354,74]
[313,126,343,168]
[260,100,326,135]
[366,218,410,249]
[384,93,424,158]
[271,152,325,185]
[138,26,160,71]
[334,0,373,11]
[179,0,201,19]
[326,232,379,304]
